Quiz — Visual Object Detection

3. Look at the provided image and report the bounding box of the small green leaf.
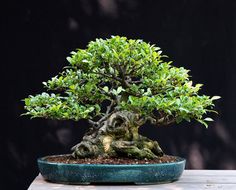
[88,107,95,112]
[112,89,118,95]
[179,107,189,113]
[204,117,214,122]
[42,82,47,86]
[103,86,109,93]
[82,59,89,63]
[195,84,203,88]
[66,57,71,63]
[128,96,134,104]
[197,119,208,128]
[211,96,221,101]
[176,117,182,123]
[176,99,181,106]
[116,86,124,94]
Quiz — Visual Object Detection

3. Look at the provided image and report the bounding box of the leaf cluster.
[23,36,220,127]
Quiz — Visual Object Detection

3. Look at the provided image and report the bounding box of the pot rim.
[38,154,186,167]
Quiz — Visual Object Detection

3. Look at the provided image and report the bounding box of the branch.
[106,100,115,114]
[98,110,116,125]
[131,80,142,84]
[91,71,122,83]
[114,63,131,88]
[156,116,176,126]
[163,118,176,126]
[129,64,144,75]
[118,64,125,81]
[88,119,100,130]
[92,66,130,89]
[97,86,115,99]
[147,111,176,127]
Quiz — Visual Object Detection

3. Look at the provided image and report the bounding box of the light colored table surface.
[28,170,236,190]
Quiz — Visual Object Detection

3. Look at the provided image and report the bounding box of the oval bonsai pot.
[38,154,186,184]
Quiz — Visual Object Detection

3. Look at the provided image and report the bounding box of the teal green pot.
[38,155,185,184]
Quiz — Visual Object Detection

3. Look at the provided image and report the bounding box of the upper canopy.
[23,36,219,127]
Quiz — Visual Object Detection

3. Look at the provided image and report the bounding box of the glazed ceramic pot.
[38,155,186,184]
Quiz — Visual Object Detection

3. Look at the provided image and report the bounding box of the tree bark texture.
[71,111,164,159]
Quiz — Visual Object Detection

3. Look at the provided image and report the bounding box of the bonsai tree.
[23,36,220,159]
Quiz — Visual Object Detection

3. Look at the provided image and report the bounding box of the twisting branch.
[97,110,116,126]
[155,116,176,126]
[88,102,117,130]
[163,118,176,126]
[106,100,115,114]
[91,71,123,83]
[88,119,99,129]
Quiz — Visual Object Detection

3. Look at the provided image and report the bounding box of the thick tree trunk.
[71,111,164,159]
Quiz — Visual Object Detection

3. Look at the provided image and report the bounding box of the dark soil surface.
[46,155,177,164]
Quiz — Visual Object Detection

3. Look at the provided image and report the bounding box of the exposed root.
[71,111,163,159]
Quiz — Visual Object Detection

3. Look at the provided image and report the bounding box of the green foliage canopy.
[23,36,220,127]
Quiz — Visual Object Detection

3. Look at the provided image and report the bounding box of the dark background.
[2,0,236,189]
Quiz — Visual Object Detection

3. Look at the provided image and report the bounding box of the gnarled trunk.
[71,111,163,159]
